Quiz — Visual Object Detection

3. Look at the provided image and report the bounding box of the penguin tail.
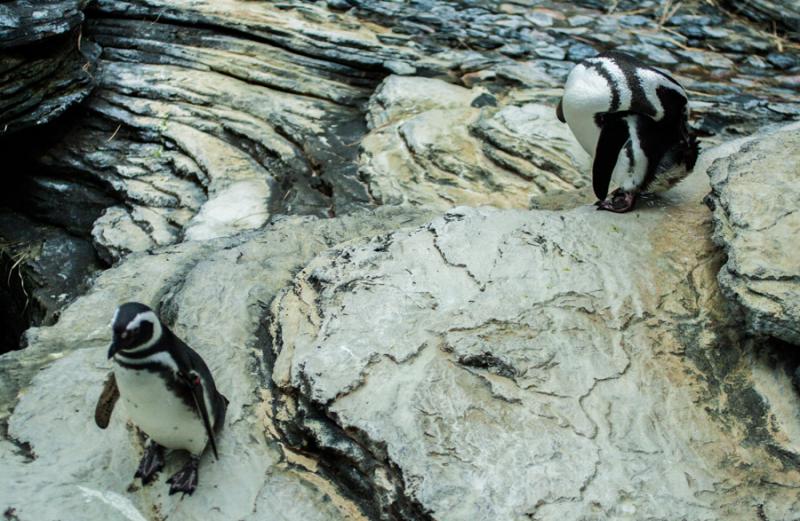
[679,120,699,172]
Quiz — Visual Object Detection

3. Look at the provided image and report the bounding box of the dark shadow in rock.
[0,210,103,355]
[0,105,120,238]
[762,338,800,395]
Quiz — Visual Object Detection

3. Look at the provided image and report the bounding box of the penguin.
[556,50,698,212]
[96,302,228,495]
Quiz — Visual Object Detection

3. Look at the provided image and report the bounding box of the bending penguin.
[95,302,228,496]
[557,51,698,212]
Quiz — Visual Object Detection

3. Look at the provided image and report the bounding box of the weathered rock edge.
[706,122,800,346]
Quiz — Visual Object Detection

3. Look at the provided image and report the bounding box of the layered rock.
[706,122,800,345]
[0,0,102,347]
[5,0,799,266]
[0,0,99,135]
[719,0,800,35]
[0,207,432,521]
[270,147,800,520]
[358,76,590,210]
[6,0,451,263]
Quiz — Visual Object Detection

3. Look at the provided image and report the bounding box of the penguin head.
[108,302,163,358]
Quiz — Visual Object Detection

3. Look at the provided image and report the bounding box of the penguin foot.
[596,189,636,213]
[167,456,199,496]
[135,443,165,485]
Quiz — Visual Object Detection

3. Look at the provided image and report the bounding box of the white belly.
[561,63,611,156]
[113,365,208,455]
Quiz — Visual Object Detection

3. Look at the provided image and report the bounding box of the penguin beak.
[107,339,120,359]
[108,331,132,358]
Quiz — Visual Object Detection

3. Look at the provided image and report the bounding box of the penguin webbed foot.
[135,442,165,485]
[167,456,199,496]
[596,189,637,213]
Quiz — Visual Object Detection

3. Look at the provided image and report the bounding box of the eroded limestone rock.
[5,0,799,268]
[2,3,800,521]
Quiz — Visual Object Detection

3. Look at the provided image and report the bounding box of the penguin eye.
[121,331,129,339]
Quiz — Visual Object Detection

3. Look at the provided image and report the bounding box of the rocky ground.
[0,1,799,520]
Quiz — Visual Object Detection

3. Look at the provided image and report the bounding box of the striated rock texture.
[359,76,590,210]
[0,0,100,135]
[707,122,800,345]
[0,207,432,521]
[720,0,800,35]
[0,1,89,46]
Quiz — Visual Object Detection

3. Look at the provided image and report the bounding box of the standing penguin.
[557,51,698,212]
[95,302,228,495]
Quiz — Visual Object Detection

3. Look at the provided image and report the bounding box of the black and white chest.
[113,354,212,456]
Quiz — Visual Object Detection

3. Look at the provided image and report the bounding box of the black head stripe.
[606,52,655,118]
[112,316,157,354]
[136,321,154,346]
[651,67,684,89]
[586,61,620,112]
[656,85,688,124]
[589,51,688,120]
[114,302,154,330]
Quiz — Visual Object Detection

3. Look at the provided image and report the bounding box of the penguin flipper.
[592,116,630,201]
[556,99,565,123]
[169,331,225,459]
[181,369,220,460]
[95,372,120,429]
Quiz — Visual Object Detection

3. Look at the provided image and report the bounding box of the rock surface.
[707,122,800,345]
[0,0,87,46]
[270,146,800,520]
[0,207,431,521]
